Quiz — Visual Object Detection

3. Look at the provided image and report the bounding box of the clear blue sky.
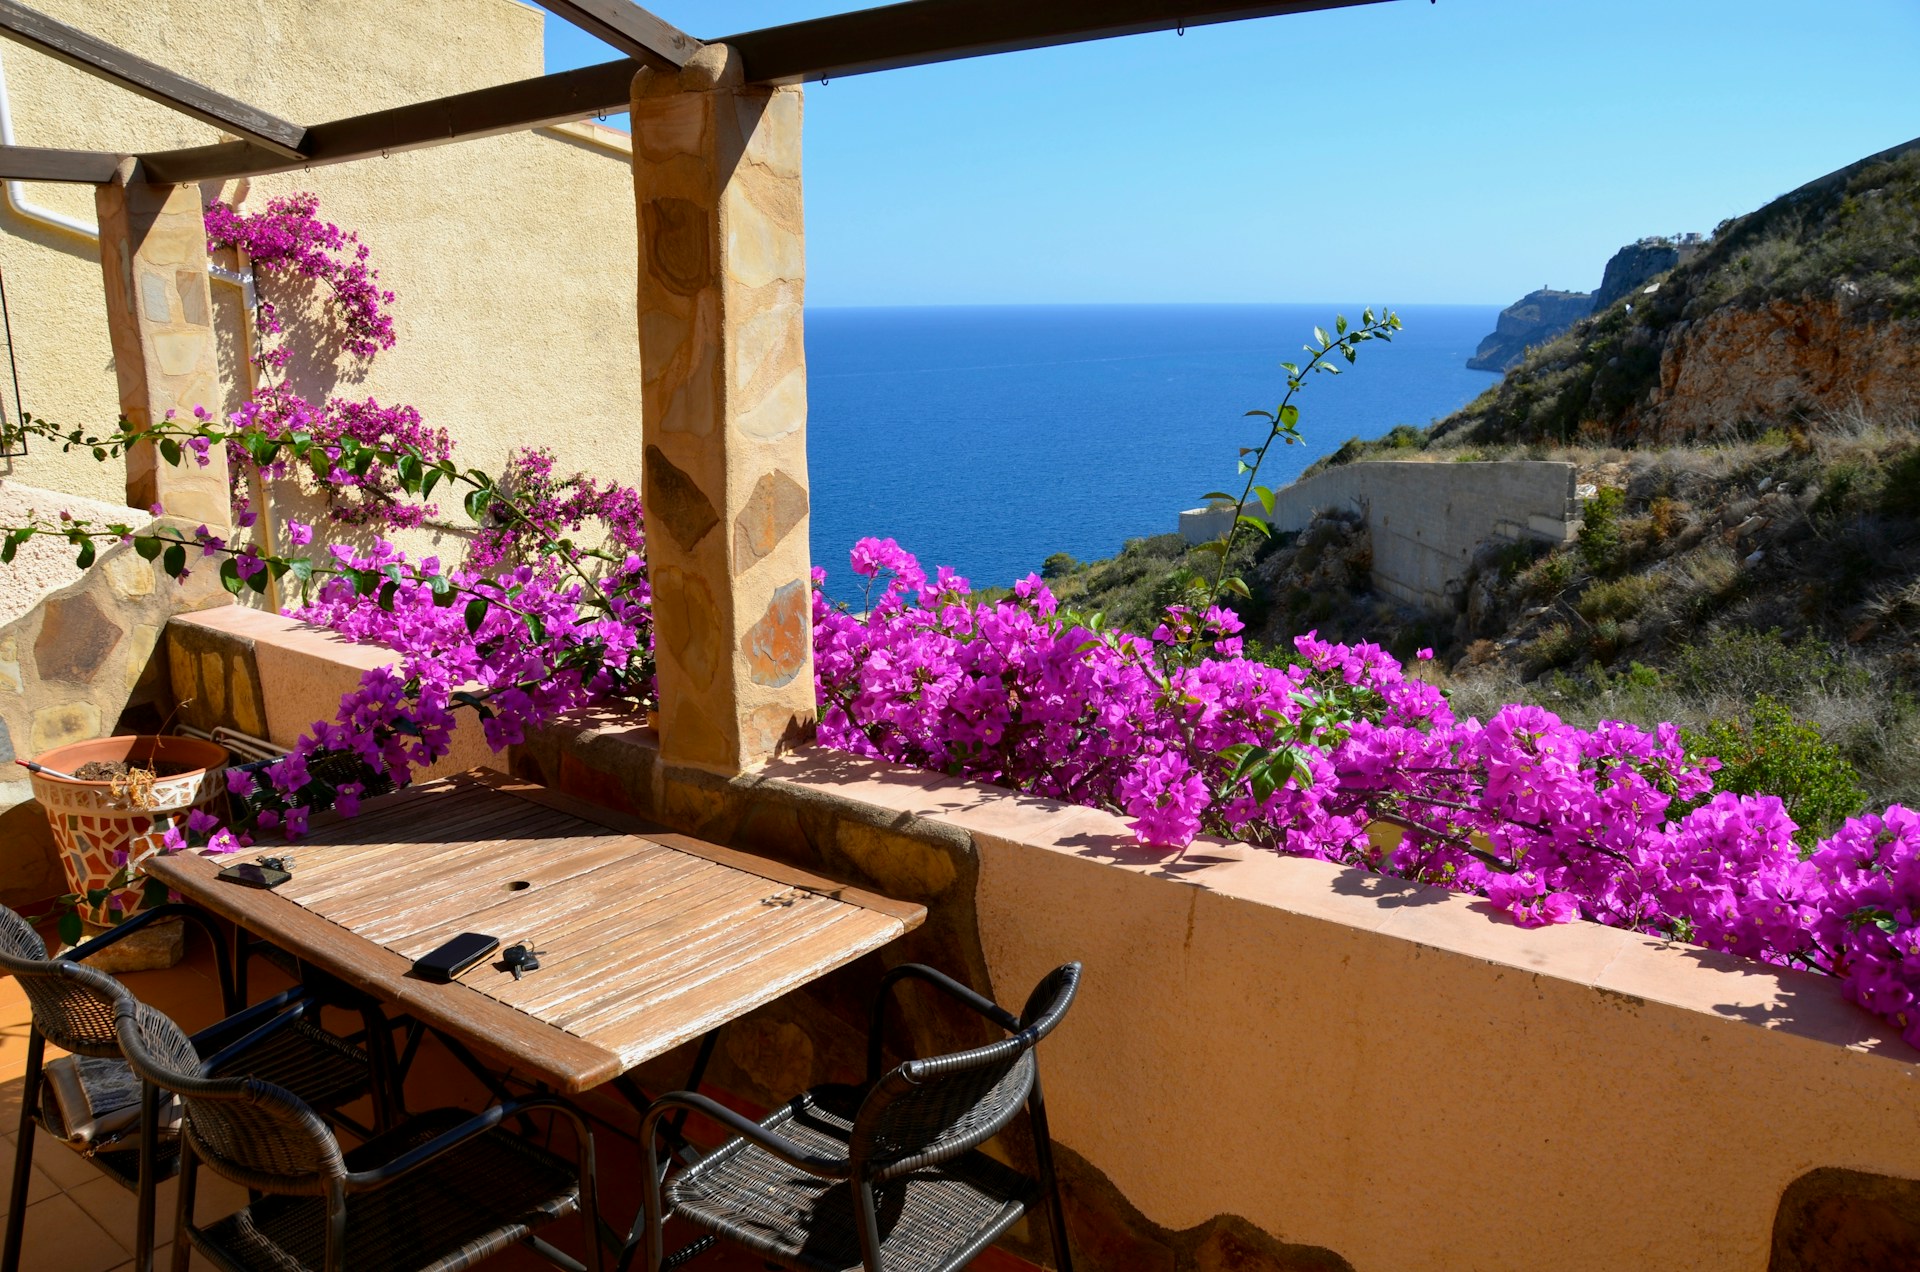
[543,0,1920,307]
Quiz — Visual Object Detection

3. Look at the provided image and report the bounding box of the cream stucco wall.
[0,0,640,543]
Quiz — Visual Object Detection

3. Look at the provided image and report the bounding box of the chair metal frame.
[638,962,1080,1272]
[114,997,606,1272]
[0,902,253,1272]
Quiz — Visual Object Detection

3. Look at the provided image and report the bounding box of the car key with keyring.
[501,938,546,980]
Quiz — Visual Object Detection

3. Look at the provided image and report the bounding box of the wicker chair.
[639,962,1082,1272]
[114,997,605,1272]
[0,902,371,1272]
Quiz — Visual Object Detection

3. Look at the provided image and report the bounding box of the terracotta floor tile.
[0,1133,59,1217]
[62,1176,138,1257]
[22,1128,101,1192]
[11,1191,130,1272]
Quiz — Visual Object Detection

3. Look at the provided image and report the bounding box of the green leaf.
[463,487,492,523]
[1278,405,1300,427]
[523,613,547,644]
[1,538,14,566]
[158,437,182,467]
[464,596,489,634]
[1191,539,1229,560]
[1313,326,1330,347]
[219,558,244,596]
[377,581,398,611]
[1219,575,1252,600]
[1335,314,1348,335]
[1236,514,1271,538]
[57,910,81,949]
[72,538,94,569]
[1280,361,1299,374]
[1255,485,1277,517]
[286,557,314,583]
[163,543,186,576]
[247,566,270,593]
[1199,491,1239,503]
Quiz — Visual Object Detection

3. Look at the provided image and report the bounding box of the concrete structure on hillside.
[1181,458,1580,612]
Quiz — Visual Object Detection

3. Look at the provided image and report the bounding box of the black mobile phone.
[412,933,500,983]
[217,862,291,889]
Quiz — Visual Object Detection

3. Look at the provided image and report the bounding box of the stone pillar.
[96,161,231,528]
[633,46,814,775]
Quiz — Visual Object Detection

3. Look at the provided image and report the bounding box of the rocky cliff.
[1592,237,1688,311]
[1466,289,1594,372]
[1438,134,1920,446]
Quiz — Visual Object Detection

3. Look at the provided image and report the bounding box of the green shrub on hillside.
[1669,628,1865,702]
[1578,573,1660,622]
[1685,695,1867,848]
[1578,487,1628,575]
[1881,446,1920,518]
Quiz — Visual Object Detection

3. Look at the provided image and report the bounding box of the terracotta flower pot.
[27,735,229,928]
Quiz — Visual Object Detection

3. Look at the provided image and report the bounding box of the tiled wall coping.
[758,748,1916,1063]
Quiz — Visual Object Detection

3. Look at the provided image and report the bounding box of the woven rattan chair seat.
[189,1108,581,1272]
[666,1086,1038,1272]
[32,1017,367,1194]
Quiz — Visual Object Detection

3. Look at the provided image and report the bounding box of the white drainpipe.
[0,49,98,241]
[1,48,279,604]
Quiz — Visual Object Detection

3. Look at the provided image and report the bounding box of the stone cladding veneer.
[632,46,815,775]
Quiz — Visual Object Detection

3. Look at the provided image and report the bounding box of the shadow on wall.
[1055,1142,1352,1272]
[1771,1168,1920,1272]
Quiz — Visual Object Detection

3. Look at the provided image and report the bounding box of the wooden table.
[143,769,926,1094]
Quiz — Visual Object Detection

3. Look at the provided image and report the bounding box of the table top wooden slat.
[144,769,926,1092]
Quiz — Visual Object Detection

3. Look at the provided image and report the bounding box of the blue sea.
[804,304,1501,602]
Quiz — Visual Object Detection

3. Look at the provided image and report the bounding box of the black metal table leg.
[609,1028,722,1272]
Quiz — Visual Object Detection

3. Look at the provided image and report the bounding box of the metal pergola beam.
[125,0,1399,184]
[539,1,701,66]
[0,143,121,183]
[0,0,306,159]
[723,0,1395,84]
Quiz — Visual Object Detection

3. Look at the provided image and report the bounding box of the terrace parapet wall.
[156,606,1920,1271]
